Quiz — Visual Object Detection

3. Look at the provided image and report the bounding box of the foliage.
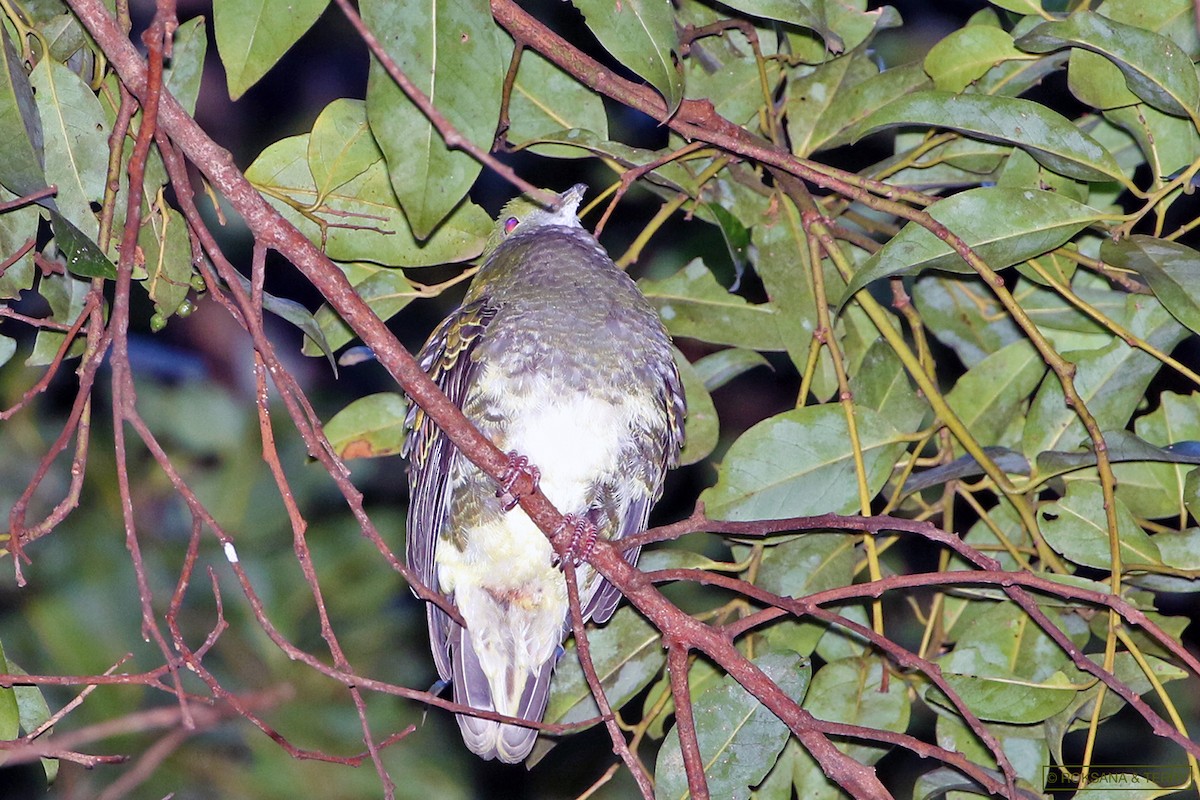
[0,0,1199,798]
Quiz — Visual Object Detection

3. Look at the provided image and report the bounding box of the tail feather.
[450,623,556,764]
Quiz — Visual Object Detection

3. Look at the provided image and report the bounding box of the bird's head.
[483,183,587,257]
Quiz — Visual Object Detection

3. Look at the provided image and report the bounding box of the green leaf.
[800,656,910,766]
[246,133,490,266]
[324,392,407,459]
[806,61,931,152]
[640,259,783,351]
[510,128,702,195]
[752,196,837,397]
[1017,11,1200,118]
[756,533,856,598]
[165,17,208,115]
[1133,528,1200,593]
[676,351,718,466]
[5,657,57,782]
[676,0,784,126]
[849,339,926,436]
[44,209,115,280]
[0,188,38,298]
[701,404,906,521]
[842,188,1105,300]
[0,24,47,197]
[691,348,769,392]
[308,98,383,200]
[936,603,1081,724]
[654,651,810,800]
[1039,481,1162,570]
[214,0,328,99]
[856,91,1125,182]
[139,206,192,319]
[0,639,20,741]
[1023,298,1187,458]
[506,48,609,157]
[1101,236,1200,336]
[0,333,14,368]
[1114,393,1200,520]
[946,339,1046,453]
[363,0,503,237]
[924,25,1027,93]
[913,274,1023,367]
[30,59,109,234]
[543,606,664,732]
[28,271,89,365]
[1104,104,1200,182]
[786,50,879,157]
[571,0,683,116]
[304,262,417,355]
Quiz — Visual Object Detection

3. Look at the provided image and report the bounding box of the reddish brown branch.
[667,644,709,800]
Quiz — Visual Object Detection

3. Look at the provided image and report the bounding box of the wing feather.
[403,298,497,678]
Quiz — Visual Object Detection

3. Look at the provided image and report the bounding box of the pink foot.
[552,514,599,567]
[496,451,540,512]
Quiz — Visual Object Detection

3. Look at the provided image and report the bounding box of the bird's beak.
[557,183,588,217]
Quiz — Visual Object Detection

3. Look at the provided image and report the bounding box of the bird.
[402,183,686,763]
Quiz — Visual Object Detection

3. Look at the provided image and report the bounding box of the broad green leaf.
[785,4,900,63]
[324,392,407,459]
[543,606,664,730]
[787,50,879,157]
[0,640,19,742]
[1017,12,1200,118]
[934,710,1047,789]
[1074,778,1176,799]
[5,658,57,782]
[640,258,784,351]
[308,98,383,200]
[304,262,418,355]
[139,205,192,319]
[913,273,1022,367]
[676,0,784,126]
[936,603,1080,723]
[1104,104,1200,182]
[1036,429,1200,478]
[676,351,718,466]
[0,334,14,368]
[924,25,1027,93]
[1040,482,1162,570]
[842,188,1105,300]
[903,447,1031,494]
[165,17,208,115]
[801,656,910,766]
[1023,298,1187,457]
[857,91,1125,182]
[1133,528,1200,593]
[46,209,115,280]
[246,134,490,266]
[1115,393,1200,520]
[28,271,90,365]
[363,0,503,237]
[0,188,38,298]
[0,24,47,197]
[701,404,906,521]
[214,0,328,99]
[807,61,930,152]
[30,59,108,234]
[849,339,926,436]
[1101,236,1200,337]
[654,651,810,800]
[756,533,857,598]
[752,196,836,397]
[572,0,683,115]
[986,0,1046,14]
[946,339,1046,453]
[506,48,608,158]
[692,348,769,392]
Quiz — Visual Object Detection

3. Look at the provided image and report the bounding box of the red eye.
[503,217,520,235]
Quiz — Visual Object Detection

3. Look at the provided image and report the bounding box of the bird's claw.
[496,451,540,512]
[551,514,599,569]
